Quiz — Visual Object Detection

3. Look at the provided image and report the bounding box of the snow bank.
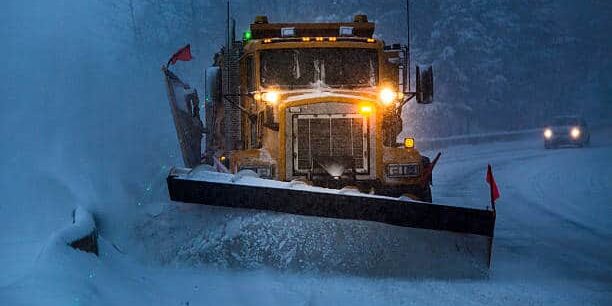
[40,207,98,257]
[136,203,489,279]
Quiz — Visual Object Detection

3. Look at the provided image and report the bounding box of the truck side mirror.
[416,65,434,104]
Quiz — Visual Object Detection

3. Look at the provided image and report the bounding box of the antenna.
[226,0,231,49]
[406,0,411,91]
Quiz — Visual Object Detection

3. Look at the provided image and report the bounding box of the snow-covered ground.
[1,128,611,305]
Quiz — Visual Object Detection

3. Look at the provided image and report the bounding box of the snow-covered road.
[1,128,611,305]
[432,128,612,285]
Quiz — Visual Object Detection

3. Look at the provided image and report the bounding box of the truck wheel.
[400,186,432,202]
[420,187,432,203]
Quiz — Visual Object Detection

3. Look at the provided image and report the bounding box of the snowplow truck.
[163,15,496,274]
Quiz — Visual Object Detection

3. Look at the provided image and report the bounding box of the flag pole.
[486,164,497,268]
[488,164,496,212]
[487,164,495,267]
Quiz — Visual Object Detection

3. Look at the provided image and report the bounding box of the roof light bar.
[260,37,375,44]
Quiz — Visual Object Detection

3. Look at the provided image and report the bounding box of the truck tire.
[420,186,432,203]
[400,185,431,202]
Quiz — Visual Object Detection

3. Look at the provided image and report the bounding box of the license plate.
[387,163,420,178]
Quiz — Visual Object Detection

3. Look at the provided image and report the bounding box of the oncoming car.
[543,116,590,149]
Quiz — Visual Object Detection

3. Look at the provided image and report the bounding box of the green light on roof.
[243,30,252,41]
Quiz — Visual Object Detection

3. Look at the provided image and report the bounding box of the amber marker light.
[359,104,373,115]
[404,138,415,148]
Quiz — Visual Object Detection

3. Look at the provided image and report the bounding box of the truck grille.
[293,114,369,174]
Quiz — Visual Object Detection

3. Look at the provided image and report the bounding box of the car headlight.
[544,128,553,139]
[570,127,581,139]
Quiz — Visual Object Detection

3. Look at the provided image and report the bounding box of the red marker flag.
[167,44,192,66]
[486,164,500,209]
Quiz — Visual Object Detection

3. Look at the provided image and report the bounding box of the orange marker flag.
[167,44,192,66]
[486,164,500,210]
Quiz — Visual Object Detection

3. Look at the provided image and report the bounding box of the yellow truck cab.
[204,15,435,201]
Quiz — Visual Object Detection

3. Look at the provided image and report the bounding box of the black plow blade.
[166,167,496,276]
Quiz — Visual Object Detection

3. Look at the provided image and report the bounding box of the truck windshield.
[260,48,378,88]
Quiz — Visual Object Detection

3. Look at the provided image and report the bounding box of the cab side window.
[246,56,255,92]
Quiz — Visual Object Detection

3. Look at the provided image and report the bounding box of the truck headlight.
[570,127,581,139]
[379,88,397,105]
[262,91,280,105]
[544,128,553,139]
